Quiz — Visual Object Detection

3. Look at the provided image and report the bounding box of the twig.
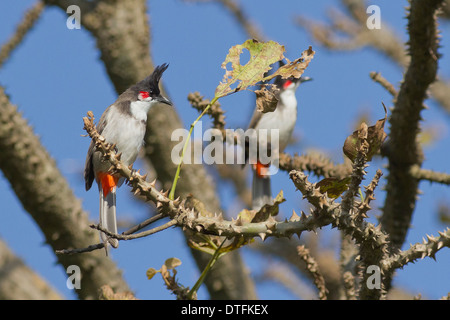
[55,243,104,255]
[0,1,44,69]
[188,92,226,135]
[297,245,328,300]
[56,213,167,254]
[356,169,383,221]
[122,213,167,235]
[279,152,352,180]
[381,228,450,272]
[340,122,369,217]
[369,72,398,97]
[91,219,177,241]
[296,0,450,114]
[342,271,357,300]
[409,165,450,185]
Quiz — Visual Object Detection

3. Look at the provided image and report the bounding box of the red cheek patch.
[283,80,293,89]
[139,91,150,99]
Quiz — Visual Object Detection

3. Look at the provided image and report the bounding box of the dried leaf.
[269,46,315,80]
[343,103,388,162]
[250,190,285,223]
[255,85,279,113]
[164,257,182,270]
[215,39,285,97]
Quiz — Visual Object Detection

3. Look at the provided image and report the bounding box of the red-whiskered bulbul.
[84,64,172,253]
[248,74,311,211]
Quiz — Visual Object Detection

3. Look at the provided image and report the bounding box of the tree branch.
[381,0,443,249]
[0,1,44,69]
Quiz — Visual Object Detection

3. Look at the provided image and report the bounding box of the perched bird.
[84,64,172,253]
[248,74,311,211]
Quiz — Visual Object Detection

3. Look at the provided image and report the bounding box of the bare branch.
[0,1,44,69]
[410,165,450,185]
[297,245,328,300]
[369,72,398,97]
[279,152,352,180]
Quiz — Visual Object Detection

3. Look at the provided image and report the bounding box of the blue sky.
[0,0,449,300]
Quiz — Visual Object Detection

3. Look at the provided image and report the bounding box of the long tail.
[98,175,119,254]
[252,167,272,211]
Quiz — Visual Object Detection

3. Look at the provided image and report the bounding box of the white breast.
[101,101,151,165]
[254,89,298,152]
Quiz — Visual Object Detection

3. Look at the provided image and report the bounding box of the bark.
[0,239,63,300]
[381,0,442,250]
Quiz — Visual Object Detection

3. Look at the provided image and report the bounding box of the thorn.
[301,211,307,221]
[142,173,148,181]
[115,152,122,161]
[258,233,267,241]
[289,210,300,222]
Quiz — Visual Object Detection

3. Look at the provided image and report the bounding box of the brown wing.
[247,108,263,129]
[83,106,110,191]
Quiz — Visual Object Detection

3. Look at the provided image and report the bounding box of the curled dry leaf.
[255,85,279,113]
[343,103,388,162]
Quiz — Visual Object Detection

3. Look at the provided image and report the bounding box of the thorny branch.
[0,1,44,68]
[58,103,450,299]
[39,0,449,299]
[297,245,328,300]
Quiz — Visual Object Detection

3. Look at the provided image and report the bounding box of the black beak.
[299,76,313,83]
[156,94,173,106]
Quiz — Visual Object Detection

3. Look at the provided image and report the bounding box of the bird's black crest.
[134,63,169,96]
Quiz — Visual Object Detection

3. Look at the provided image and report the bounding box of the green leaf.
[316,177,352,199]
